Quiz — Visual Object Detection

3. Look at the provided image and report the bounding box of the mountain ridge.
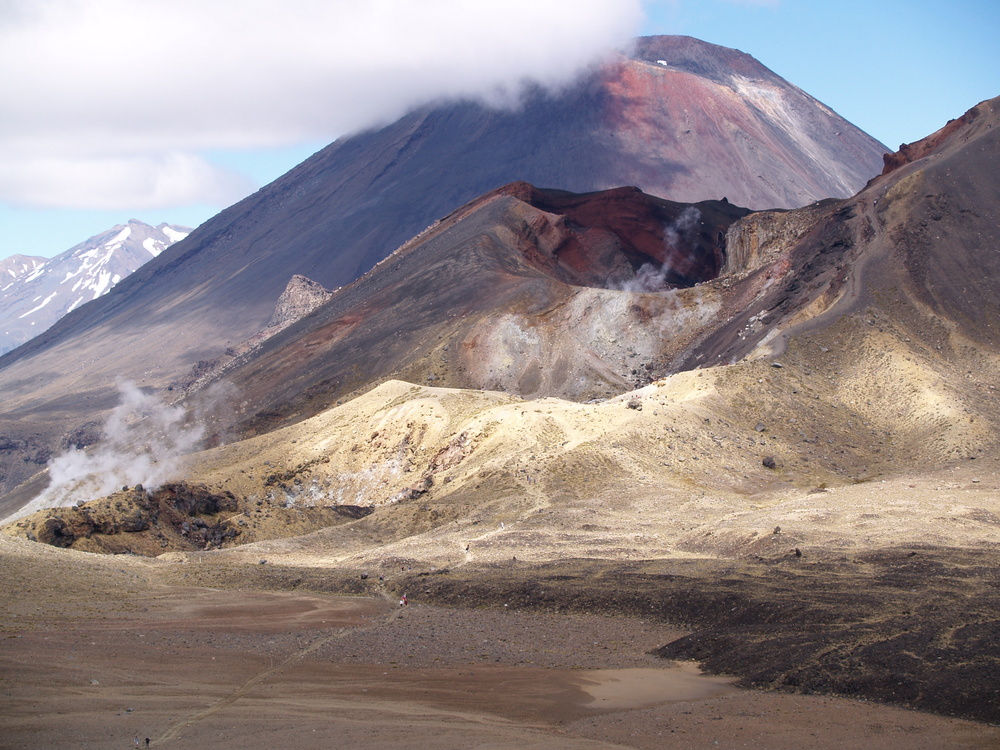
[0,35,885,371]
[0,219,190,356]
[0,255,46,292]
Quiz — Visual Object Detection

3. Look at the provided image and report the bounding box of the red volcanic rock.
[498,183,733,288]
[880,105,981,176]
[209,96,1000,438]
[181,184,751,434]
[598,36,886,210]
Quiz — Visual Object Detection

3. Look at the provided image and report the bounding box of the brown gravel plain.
[2,532,999,750]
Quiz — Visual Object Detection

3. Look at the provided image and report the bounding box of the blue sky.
[1,0,997,260]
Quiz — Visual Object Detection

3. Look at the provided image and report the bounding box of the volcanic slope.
[5,99,1000,726]
[139,97,1000,722]
[172,97,1000,444]
[194,184,751,437]
[12,95,1000,553]
[0,35,886,498]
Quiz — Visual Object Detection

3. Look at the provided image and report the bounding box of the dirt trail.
[156,587,404,743]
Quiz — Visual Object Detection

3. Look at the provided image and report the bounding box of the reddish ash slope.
[602,36,883,209]
[194,185,748,436]
[497,182,728,286]
[880,101,985,176]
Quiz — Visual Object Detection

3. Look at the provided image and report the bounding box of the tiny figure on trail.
[134,737,140,748]
[399,594,408,607]
[145,740,150,749]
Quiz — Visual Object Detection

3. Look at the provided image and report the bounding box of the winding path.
[156,590,402,743]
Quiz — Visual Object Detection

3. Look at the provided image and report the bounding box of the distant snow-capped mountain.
[0,220,190,355]
[0,255,47,292]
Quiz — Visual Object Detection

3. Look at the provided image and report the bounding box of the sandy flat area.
[2,576,997,750]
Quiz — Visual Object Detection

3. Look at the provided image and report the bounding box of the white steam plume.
[4,382,206,523]
[618,207,703,293]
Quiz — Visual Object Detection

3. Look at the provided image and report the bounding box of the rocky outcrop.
[721,200,839,278]
[171,274,333,394]
[265,275,334,330]
[5,482,238,554]
[2,480,375,555]
[880,101,983,176]
[234,273,333,352]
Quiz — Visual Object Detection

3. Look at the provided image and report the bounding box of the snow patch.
[143,237,164,257]
[23,265,47,283]
[19,291,57,318]
[107,226,131,247]
[88,270,114,298]
[161,226,189,243]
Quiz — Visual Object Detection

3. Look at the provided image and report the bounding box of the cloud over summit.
[0,0,643,211]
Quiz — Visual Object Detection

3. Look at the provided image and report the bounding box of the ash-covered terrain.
[2,36,999,750]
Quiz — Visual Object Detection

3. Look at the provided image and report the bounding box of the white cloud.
[0,152,255,210]
[0,0,643,210]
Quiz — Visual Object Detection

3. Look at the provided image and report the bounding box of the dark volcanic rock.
[266,275,334,330]
[5,482,374,555]
[392,550,1000,724]
[11,483,239,554]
